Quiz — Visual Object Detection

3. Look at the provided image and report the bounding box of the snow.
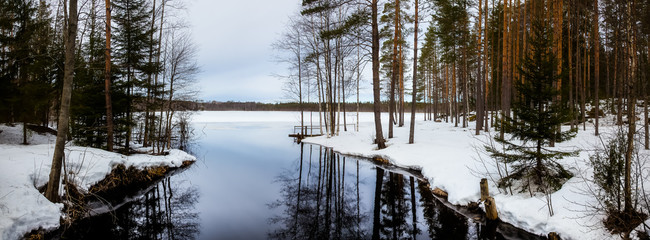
[3,110,645,239]
[0,124,196,240]
[189,110,648,239]
[288,110,650,240]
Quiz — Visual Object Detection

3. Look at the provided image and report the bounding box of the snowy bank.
[302,112,650,240]
[0,124,196,240]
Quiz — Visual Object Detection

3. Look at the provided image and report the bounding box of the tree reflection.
[269,144,368,239]
[270,144,422,240]
[270,144,541,240]
[417,180,470,239]
[57,177,200,239]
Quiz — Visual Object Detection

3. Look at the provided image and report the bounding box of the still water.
[56,116,542,239]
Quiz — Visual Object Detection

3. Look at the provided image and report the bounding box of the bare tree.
[46,0,78,202]
[274,17,307,134]
[163,30,199,149]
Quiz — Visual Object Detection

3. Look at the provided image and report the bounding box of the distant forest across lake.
[196,101,438,112]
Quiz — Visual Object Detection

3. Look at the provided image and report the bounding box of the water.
[55,116,542,239]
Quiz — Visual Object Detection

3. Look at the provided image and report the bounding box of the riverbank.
[0,124,196,240]
[303,113,650,240]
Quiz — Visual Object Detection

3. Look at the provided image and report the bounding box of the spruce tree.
[0,0,53,143]
[113,0,154,152]
[486,18,577,193]
[71,2,109,148]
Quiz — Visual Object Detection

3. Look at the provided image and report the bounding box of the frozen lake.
[57,111,541,239]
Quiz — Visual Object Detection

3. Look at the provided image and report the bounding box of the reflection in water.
[54,122,545,240]
[270,143,542,240]
[269,144,368,239]
[56,177,200,240]
[418,180,470,239]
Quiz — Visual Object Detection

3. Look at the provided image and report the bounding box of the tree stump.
[480,178,489,201]
[547,232,561,240]
[485,197,498,221]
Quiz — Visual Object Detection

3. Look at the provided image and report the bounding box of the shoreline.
[0,123,197,240]
[31,160,195,239]
[301,113,648,240]
[310,144,547,239]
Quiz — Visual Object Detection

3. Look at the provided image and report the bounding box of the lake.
[55,111,542,239]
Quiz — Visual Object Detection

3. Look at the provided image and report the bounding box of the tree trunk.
[484,0,489,132]
[501,0,510,139]
[152,0,166,153]
[143,0,157,147]
[389,0,400,138]
[569,4,575,130]
[399,40,405,128]
[45,0,77,202]
[298,32,303,135]
[646,39,649,150]
[623,0,636,214]
[371,0,386,149]
[453,61,458,127]
[476,0,484,136]
[594,0,600,136]
[409,0,418,144]
[104,0,114,151]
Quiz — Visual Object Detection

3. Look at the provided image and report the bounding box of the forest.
[277,0,650,236]
[0,0,198,202]
[0,0,200,151]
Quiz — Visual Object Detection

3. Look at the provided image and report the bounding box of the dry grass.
[603,209,647,236]
[88,164,170,197]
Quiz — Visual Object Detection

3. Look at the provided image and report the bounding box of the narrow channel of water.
[53,118,543,239]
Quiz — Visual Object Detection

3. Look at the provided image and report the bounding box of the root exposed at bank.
[89,160,194,201]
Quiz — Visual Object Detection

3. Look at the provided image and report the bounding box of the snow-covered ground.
[0,124,196,240]
[4,110,643,239]
[288,110,650,240]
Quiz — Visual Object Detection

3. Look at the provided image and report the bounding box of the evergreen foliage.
[113,0,155,150]
[590,131,626,213]
[486,18,577,193]
[71,10,110,148]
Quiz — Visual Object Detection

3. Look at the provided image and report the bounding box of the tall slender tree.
[45,0,78,202]
[408,0,419,144]
[372,0,386,149]
[104,0,114,151]
[594,0,601,136]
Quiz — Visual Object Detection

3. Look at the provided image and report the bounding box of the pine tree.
[371,0,386,150]
[487,17,577,193]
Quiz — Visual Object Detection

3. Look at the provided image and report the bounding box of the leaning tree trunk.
[45,0,78,202]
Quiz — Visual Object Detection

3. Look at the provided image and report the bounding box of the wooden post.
[485,197,498,221]
[480,178,489,201]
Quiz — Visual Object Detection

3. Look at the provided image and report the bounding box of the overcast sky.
[188,0,303,103]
